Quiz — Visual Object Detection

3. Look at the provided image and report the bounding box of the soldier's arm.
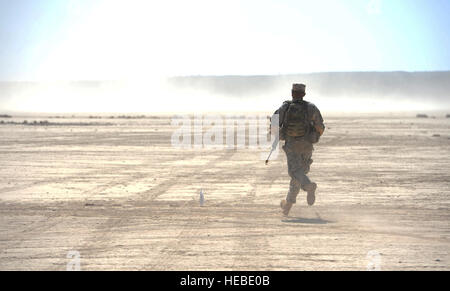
[309,104,325,136]
[272,101,290,127]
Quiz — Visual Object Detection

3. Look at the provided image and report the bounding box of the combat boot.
[280,199,293,216]
[303,183,317,206]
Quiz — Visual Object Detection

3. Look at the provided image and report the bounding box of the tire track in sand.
[0,153,198,262]
[230,156,281,270]
[142,150,239,270]
[61,150,237,270]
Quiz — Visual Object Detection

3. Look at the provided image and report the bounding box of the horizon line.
[1,70,449,83]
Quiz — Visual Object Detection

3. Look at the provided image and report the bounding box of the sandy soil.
[0,114,449,270]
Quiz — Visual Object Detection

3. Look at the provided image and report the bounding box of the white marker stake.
[200,189,205,207]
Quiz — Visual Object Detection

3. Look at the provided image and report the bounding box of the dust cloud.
[0,71,449,114]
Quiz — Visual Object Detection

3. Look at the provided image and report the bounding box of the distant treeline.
[417,114,450,118]
[95,115,148,119]
[47,115,163,119]
[0,120,113,126]
[0,114,12,118]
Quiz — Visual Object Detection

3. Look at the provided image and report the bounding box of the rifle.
[265,103,290,165]
[265,134,280,165]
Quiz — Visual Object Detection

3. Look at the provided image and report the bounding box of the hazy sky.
[1,0,449,81]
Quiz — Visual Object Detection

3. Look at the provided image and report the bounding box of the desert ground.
[0,113,449,270]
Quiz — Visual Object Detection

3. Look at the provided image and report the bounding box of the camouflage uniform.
[274,100,325,204]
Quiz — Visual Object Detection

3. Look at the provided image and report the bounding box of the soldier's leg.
[284,140,316,207]
[297,150,317,206]
[287,148,317,205]
[284,146,310,203]
[281,151,301,215]
[286,178,301,204]
[287,150,312,189]
[298,151,313,190]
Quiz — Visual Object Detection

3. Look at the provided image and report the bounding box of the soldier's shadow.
[282,217,332,224]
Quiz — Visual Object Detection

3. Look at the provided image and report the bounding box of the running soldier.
[273,84,325,216]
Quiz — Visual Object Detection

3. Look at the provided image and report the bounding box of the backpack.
[282,100,310,138]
